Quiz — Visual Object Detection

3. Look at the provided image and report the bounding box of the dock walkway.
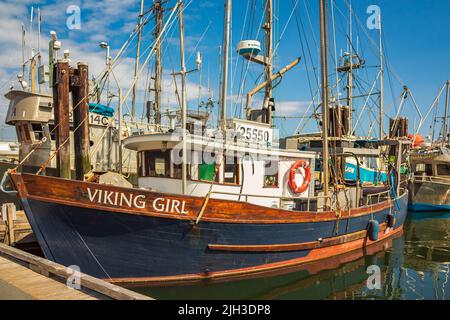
[0,243,152,300]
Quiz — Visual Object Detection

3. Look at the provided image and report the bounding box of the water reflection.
[135,211,450,300]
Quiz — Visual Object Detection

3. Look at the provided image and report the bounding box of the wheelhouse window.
[415,163,432,176]
[263,160,279,187]
[141,150,170,177]
[19,124,31,142]
[437,164,450,176]
[173,150,191,179]
[31,123,44,141]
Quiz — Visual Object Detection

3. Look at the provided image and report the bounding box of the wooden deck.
[0,243,153,300]
[0,255,103,300]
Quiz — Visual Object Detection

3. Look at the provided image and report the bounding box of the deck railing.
[365,190,391,206]
[207,187,358,213]
[412,175,450,185]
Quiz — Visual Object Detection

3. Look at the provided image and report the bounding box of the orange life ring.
[289,160,311,194]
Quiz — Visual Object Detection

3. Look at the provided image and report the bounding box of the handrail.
[206,190,355,212]
[0,171,17,195]
[366,190,391,206]
[412,175,450,185]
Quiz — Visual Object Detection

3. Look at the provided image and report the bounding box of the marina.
[0,0,448,302]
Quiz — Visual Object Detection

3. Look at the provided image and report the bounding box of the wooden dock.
[0,242,152,300]
[0,203,33,245]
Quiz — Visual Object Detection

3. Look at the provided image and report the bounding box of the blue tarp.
[88,103,114,117]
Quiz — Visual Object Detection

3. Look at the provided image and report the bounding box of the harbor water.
[134,211,450,300]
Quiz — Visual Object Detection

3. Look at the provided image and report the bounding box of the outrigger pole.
[319,0,330,196]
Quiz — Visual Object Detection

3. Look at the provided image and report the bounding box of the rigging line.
[302,0,319,51]
[231,0,251,117]
[410,85,446,135]
[236,1,268,115]
[117,1,183,117]
[272,0,299,57]
[38,2,183,172]
[294,86,321,134]
[291,0,318,113]
[186,20,212,64]
[353,78,381,136]
[0,73,17,92]
[381,29,398,106]
[341,0,405,89]
[296,0,319,88]
[236,2,258,117]
[330,0,340,100]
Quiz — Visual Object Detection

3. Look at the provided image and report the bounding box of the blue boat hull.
[408,202,450,212]
[20,192,409,282]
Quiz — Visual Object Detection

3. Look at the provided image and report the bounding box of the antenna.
[197,51,202,112]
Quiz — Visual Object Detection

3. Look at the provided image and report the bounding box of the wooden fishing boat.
[0,0,410,286]
[2,124,409,284]
[409,146,450,211]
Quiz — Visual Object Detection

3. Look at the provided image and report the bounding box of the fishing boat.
[0,0,409,285]
[409,146,450,211]
[408,80,450,211]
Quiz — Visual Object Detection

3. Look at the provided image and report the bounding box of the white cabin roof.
[123,131,316,159]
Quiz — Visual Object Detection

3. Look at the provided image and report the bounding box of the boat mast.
[131,0,145,120]
[347,2,353,129]
[30,6,36,94]
[179,0,188,195]
[118,88,123,174]
[220,0,231,132]
[264,0,273,126]
[378,13,384,140]
[443,80,450,144]
[319,0,330,196]
[37,7,42,93]
[153,0,164,126]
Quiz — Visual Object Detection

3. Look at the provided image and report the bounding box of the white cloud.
[275,100,312,117]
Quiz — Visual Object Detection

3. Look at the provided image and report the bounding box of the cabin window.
[223,157,240,184]
[437,164,450,176]
[141,150,170,177]
[415,163,425,173]
[263,160,279,187]
[31,123,44,141]
[173,154,191,179]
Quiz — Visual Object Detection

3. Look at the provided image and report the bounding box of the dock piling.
[71,62,91,180]
[52,60,71,179]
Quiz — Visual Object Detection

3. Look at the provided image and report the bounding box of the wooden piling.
[52,60,71,179]
[71,62,91,180]
[1,203,16,245]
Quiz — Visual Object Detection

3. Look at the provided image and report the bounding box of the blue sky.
[0,0,449,140]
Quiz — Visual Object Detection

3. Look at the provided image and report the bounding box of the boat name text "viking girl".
[86,188,189,214]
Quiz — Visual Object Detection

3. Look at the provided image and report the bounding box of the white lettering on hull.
[86,188,189,214]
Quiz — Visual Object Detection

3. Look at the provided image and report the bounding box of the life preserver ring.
[289,160,311,194]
